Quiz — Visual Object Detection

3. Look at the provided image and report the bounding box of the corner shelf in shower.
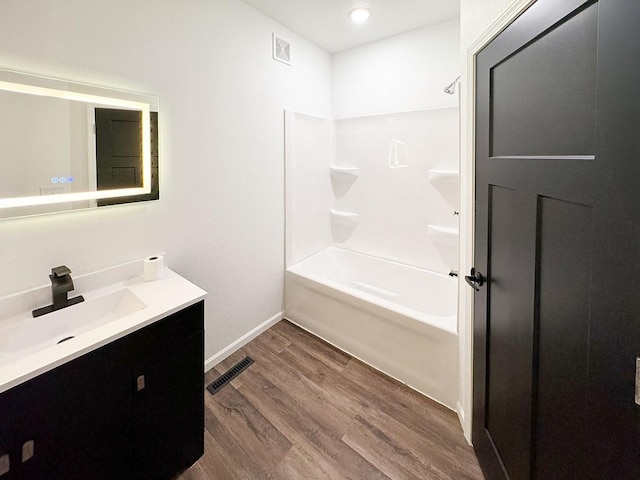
[330,165,360,178]
[428,169,459,188]
[330,209,359,243]
[427,224,459,247]
[330,209,359,220]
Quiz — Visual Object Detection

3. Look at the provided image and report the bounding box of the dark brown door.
[96,108,144,190]
[95,108,159,206]
[472,0,640,478]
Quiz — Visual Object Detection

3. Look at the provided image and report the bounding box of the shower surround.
[284,107,460,408]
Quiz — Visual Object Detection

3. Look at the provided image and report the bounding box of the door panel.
[490,2,597,158]
[96,108,143,190]
[485,186,535,480]
[588,0,640,475]
[96,109,159,207]
[134,333,204,479]
[475,2,598,478]
[533,197,592,478]
[472,0,640,478]
[474,0,640,478]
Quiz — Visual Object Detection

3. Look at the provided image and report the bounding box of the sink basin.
[0,288,146,359]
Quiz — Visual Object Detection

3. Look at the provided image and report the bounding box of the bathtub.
[284,246,459,410]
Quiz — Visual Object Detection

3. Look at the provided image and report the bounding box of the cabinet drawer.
[132,300,204,354]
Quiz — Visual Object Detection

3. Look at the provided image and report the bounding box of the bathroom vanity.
[0,261,206,479]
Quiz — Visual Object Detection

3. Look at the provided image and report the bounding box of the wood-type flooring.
[178,320,483,480]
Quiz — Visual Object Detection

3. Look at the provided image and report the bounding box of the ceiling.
[241,0,460,54]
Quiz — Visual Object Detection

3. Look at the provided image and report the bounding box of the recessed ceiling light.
[349,7,371,24]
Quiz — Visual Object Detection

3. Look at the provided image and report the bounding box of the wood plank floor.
[178,320,484,480]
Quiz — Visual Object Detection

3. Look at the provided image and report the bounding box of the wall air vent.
[273,34,291,65]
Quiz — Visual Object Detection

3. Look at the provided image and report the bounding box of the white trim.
[203,311,284,372]
[456,400,465,427]
[284,110,294,268]
[87,105,98,208]
[459,0,537,444]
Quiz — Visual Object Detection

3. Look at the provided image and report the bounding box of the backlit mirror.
[0,69,159,219]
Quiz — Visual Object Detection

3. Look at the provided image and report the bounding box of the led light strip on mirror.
[0,80,151,209]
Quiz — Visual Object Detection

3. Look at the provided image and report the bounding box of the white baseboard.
[204,311,284,372]
[456,401,465,423]
[456,401,472,445]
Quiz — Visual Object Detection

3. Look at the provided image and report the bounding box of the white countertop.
[0,261,206,394]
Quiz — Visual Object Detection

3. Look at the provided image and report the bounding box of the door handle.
[465,268,485,291]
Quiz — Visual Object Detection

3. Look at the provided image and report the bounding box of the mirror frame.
[0,69,157,211]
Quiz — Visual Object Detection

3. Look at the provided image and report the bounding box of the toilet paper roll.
[144,255,164,282]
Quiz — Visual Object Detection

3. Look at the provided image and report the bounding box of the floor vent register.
[206,356,255,395]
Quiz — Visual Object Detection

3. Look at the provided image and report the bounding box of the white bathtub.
[284,247,459,409]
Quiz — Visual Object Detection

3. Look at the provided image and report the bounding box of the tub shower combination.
[285,247,458,408]
[284,107,459,410]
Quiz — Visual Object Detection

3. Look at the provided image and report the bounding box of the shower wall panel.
[284,111,333,266]
[333,108,459,272]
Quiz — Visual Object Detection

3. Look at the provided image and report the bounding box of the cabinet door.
[0,369,60,479]
[50,339,134,480]
[0,342,131,480]
[132,301,205,479]
[134,332,204,479]
[0,387,15,480]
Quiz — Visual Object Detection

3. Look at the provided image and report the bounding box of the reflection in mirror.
[96,109,159,207]
[0,69,159,219]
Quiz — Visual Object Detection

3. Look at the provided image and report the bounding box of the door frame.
[87,105,98,208]
[459,0,536,443]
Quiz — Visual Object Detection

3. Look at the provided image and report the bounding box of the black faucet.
[32,266,85,318]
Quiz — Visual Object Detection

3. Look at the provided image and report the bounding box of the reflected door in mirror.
[96,109,158,207]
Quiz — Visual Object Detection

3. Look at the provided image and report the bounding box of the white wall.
[332,19,460,119]
[0,92,74,197]
[458,0,530,442]
[0,0,331,363]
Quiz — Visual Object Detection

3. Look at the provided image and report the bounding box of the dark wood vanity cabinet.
[0,300,204,480]
[0,366,62,479]
[131,301,205,479]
